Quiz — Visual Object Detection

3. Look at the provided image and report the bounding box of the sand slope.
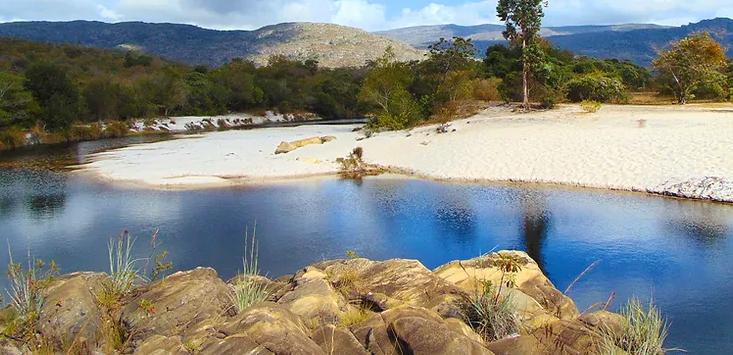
[80,105,733,200]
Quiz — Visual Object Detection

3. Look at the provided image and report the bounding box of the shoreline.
[74,104,733,203]
[73,167,733,206]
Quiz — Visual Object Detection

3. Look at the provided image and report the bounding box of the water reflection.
[0,146,733,353]
[520,191,550,272]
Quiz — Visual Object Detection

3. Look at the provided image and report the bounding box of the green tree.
[426,37,477,75]
[359,48,422,130]
[0,72,39,128]
[83,78,122,121]
[24,62,81,131]
[652,32,727,104]
[137,69,188,116]
[211,59,264,111]
[497,0,549,109]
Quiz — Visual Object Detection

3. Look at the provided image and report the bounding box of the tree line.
[1,18,732,149]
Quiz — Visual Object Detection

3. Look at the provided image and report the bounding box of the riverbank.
[78,104,733,202]
[0,251,652,354]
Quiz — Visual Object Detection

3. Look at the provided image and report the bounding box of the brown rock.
[351,306,492,355]
[434,251,579,319]
[121,268,232,338]
[277,267,349,324]
[213,303,325,354]
[133,335,187,355]
[311,324,369,354]
[314,258,465,312]
[38,272,108,349]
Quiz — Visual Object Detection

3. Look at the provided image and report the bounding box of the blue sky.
[1,0,732,31]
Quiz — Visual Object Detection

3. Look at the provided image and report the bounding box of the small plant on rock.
[108,230,143,296]
[230,228,270,313]
[339,307,371,327]
[461,280,521,342]
[345,250,360,259]
[598,298,671,355]
[3,247,59,343]
[581,100,602,113]
[459,252,523,342]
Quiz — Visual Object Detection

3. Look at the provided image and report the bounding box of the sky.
[1,0,732,31]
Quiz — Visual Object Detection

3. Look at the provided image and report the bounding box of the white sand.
[79,104,733,200]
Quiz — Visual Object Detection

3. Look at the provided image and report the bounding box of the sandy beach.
[79,104,733,200]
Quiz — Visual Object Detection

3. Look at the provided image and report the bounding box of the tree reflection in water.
[521,191,551,272]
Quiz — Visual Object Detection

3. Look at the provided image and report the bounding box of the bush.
[565,74,627,103]
[104,121,130,138]
[69,123,103,141]
[580,100,602,113]
[472,78,502,101]
[0,126,27,148]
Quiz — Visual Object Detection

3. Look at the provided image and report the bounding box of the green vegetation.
[497,0,548,109]
[0,20,731,144]
[581,100,603,113]
[107,231,141,296]
[599,298,670,355]
[230,229,270,313]
[653,33,729,104]
[2,248,59,345]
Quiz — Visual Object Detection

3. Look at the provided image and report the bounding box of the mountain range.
[0,18,731,68]
[0,21,423,68]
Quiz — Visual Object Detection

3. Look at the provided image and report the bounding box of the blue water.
[1,140,732,354]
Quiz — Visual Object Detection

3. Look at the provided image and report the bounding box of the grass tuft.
[460,280,521,342]
[230,228,270,313]
[339,307,371,328]
[107,230,142,296]
[599,298,670,355]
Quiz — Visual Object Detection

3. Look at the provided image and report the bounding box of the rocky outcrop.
[121,267,233,340]
[1,251,632,354]
[650,176,733,203]
[275,136,336,154]
[38,272,108,349]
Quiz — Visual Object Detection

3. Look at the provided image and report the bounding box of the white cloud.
[0,0,732,31]
[97,4,122,20]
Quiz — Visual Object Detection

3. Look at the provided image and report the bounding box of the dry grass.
[230,228,270,313]
[598,298,671,355]
[338,307,371,328]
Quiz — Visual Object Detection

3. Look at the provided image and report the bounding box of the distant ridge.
[0,21,423,68]
[0,18,731,67]
[378,19,732,66]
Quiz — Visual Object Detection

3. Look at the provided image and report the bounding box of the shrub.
[565,74,627,103]
[580,100,602,113]
[472,78,502,102]
[599,298,669,355]
[69,123,103,141]
[104,120,130,138]
[0,126,27,148]
[231,229,269,313]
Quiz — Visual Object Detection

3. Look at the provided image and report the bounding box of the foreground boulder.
[122,267,232,339]
[7,251,635,355]
[434,251,579,321]
[275,136,336,154]
[38,272,108,349]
